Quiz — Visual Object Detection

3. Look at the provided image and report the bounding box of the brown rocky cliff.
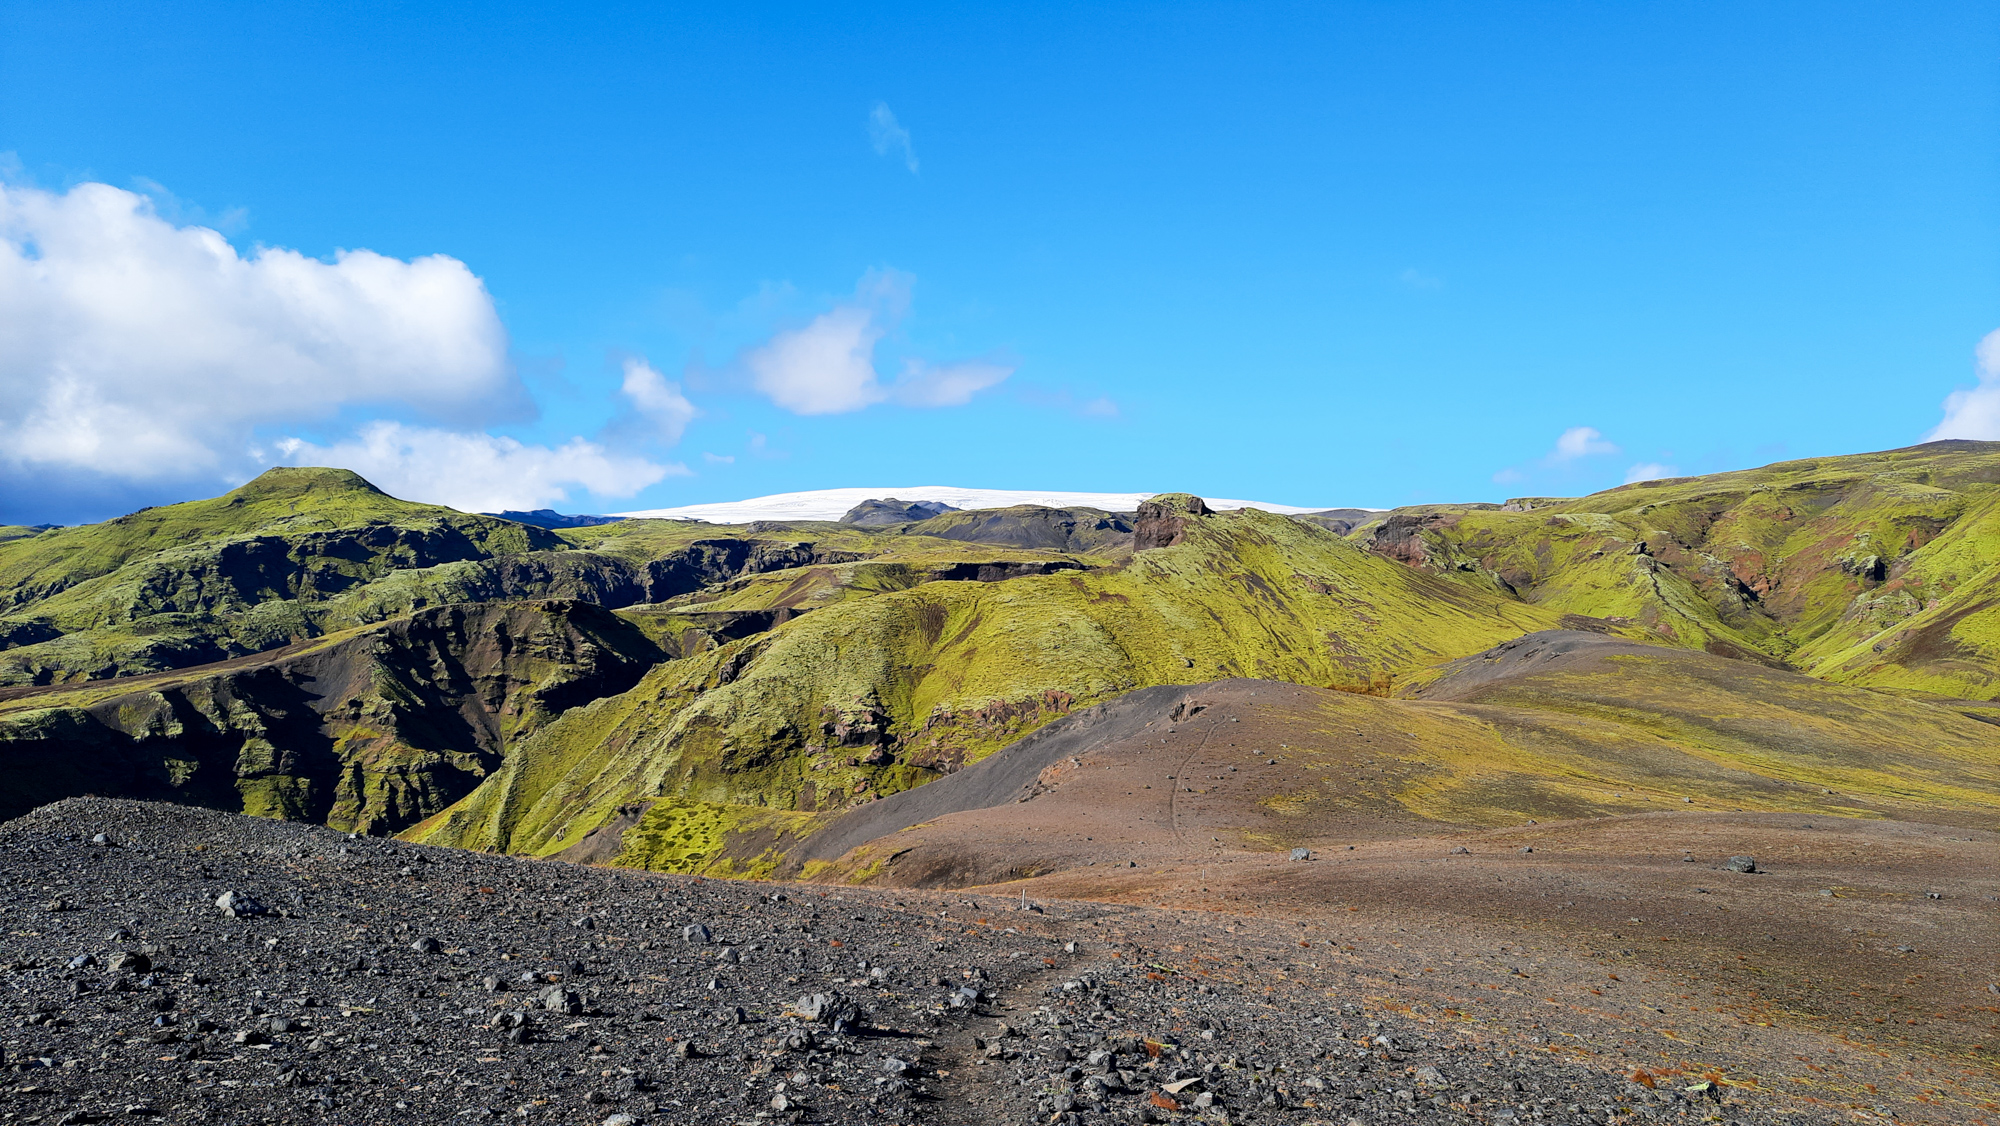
[1132,494,1214,550]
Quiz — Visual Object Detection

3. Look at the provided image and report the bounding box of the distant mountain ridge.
[616,484,1339,523]
[484,508,626,529]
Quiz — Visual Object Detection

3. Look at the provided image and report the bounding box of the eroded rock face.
[0,600,664,833]
[1366,513,1435,567]
[1131,495,1213,550]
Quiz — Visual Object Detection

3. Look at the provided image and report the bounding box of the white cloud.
[1926,328,2000,441]
[1549,426,1619,463]
[1624,462,1676,484]
[892,359,1012,407]
[1398,267,1442,290]
[620,357,698,442]
[869,103,919,173]
[276,422,680,513]
[741,273,1012,415]
[0,178,684,514]
[0,180,516,480]
[747,304,885,414]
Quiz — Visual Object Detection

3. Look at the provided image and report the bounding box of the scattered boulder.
[1724,855,1758,873]
[107,952,150,974]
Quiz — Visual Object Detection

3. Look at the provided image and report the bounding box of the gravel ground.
[0,799,1859,1125]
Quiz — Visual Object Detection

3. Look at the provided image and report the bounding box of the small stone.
[410,936,442,955]
[602,1115,639,1126]
[1724,856,1758,873]
[233,1029,270,1045]
[91,833,111,846]
[66,954,96,970]
[537,985,582,1015]
[1449,846,1471,855]
[675,1040,700,1059]
[215,890,267,918]
[682,924,711,944]
[1288,848,1312,861]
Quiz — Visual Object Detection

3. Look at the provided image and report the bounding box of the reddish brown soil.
[816,680,2000,1123]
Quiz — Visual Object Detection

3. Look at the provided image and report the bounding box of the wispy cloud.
[1926,328,2000,441]
[1624,462,1676,484]
[619,357,698,443]
[740,271,1011,415]
[1397,267,1443,290]
[1547,426,1619,464]
[1015,384,1121,420]
[869,102,919,173]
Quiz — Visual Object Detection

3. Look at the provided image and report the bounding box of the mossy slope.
[1349,440,2000,696]
[409,504,1581,867]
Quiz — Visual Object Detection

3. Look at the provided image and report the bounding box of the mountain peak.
[226,466,390,503]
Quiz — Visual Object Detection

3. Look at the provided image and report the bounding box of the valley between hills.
[2,443,1998,1125]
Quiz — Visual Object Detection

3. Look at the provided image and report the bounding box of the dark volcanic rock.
[900,506,1135,553]
[0,798,1797,1126]
[840,498,960,526]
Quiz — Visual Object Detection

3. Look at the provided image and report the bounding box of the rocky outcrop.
[1367,513,1436,567]
[0,599,663,833]
[1131,494,1212,550]
[900,506,1134,553]
[840,498,959,526]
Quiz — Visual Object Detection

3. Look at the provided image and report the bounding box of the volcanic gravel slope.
[0,800,1848,1126]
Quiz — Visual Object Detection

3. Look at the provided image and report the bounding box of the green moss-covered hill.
[406,497,1589,868]
[16,443,2000,872]
[0,469,1111,832]
[0,468,1089,687]
[1346,440,2000,698]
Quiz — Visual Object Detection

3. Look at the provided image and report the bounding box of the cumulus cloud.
[747,305,884,414]
[868,103,919,172]
[620,357,698,442]
[1624,462,1676,484]
[275,422,679,513]
[1548,426,1619,463]
[0,180,517,481]
[0,179,687,518]
[1926,328,2000,441]
[742,273,1011,415]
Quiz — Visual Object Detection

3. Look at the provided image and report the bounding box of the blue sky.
[1,2,1996,523]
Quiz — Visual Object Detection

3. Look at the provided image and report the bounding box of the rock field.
[0,799,1873,1125]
